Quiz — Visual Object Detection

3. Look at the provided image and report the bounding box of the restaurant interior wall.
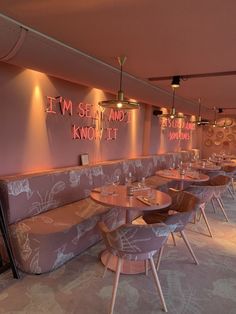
[201,123,236,158]
[150,110,199,154]
[0,61,200,176]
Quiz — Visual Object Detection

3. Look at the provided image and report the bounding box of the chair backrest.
[222,165,236,177]
[98,222,177,260]
[209,175,231,186]
[168,189,200,213]
[185,185,214,203]
[164,189,200,231]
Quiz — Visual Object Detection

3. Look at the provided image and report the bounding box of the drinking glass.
[101,180,112,196]
[113,175,120,186]
[147,188,156,204]
[112,175,120,195]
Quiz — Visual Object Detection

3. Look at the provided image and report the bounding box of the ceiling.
[0,0,236,117]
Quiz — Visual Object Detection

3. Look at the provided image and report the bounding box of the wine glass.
[112,175,120,195]
[169,162,175,171]
[113,175,120,186]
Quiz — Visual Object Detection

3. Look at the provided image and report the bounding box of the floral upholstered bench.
[0,150,197,274]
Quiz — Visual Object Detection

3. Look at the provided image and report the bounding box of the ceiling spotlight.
[153,109,163,116]
[171,76,181,88]
[98,56,139,110]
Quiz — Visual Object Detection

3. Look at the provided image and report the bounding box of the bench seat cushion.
[10,198,125,274]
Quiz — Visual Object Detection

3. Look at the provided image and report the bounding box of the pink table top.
[156,169,209,183]
[191,162,221,171]
[90,185,172,212]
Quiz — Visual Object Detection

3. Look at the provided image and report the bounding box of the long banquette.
[0,150,197,274]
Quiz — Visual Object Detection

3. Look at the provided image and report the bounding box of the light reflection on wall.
[84,88,106,162]
[22,70,52,171]
[187,115,196,149]
[130,109,139,157]
[159,107,168,153]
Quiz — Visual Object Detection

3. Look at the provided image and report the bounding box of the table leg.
[180,180,184,190]
[0,202,20,279]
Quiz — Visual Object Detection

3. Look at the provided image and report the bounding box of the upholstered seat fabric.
[10,199,124,274]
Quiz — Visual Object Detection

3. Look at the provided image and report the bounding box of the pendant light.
[195,98,209,125]
[212,107,217,128]
[169,87,177,119]
[160,82,184,119]
[171,75,181,88]
[98,56,139,110]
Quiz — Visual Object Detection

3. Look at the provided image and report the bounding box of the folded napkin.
[136,196,159,206]
[91,188,101,193]
[136,196,152,206]
[186,174,199,179]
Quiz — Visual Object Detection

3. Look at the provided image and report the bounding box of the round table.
[91,185,172,222]
[191,163,221,172]
[90,185,172,274]
[156,169,209,190]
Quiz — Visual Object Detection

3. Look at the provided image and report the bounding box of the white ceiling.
[0,0,236,116]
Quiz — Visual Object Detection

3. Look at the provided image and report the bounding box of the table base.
[101,250,147,274]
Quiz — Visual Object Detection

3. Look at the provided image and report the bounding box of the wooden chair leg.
[227,186,235,199]
[171,232,176,246]
[196,210,202,222]
[149,256,168,312]
[103,252,112,278]
[216,197,229,222]
[156,246,164,271]
[145,259,149,276]
[109,257,122,314]
[199,205,213,237]
[211,198,217,213]
[180,230,199,265]
[232,179,236,194]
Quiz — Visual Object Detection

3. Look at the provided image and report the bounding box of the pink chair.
[185,185,215,237]
[142,190,200,267]
[222,165,236,196]
[98,221,177,313]
[207,175,231,222]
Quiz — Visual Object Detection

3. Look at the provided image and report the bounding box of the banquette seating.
[0,150,196,274]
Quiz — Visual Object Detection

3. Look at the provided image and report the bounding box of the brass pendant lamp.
[98,56,139,110]
[195,98,209,125]
[160,81,185,119]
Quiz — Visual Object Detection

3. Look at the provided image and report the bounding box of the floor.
[0,195,236,314]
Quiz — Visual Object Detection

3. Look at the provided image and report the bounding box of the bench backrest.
[0,151,197,224]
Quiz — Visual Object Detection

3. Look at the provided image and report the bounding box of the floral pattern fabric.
[0,150,198,274]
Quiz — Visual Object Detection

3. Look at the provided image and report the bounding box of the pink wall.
[149,108,199,154]
[0,62,200,176]
[0,62,145,175]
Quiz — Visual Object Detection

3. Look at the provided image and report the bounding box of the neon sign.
[46,96,131,141]
[160,117,195,141]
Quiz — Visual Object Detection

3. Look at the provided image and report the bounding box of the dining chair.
[98,221,177,313]
[142,189,200,268]
[207,175,231,222]
[185,185,215,237]
[221,165,236,196]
